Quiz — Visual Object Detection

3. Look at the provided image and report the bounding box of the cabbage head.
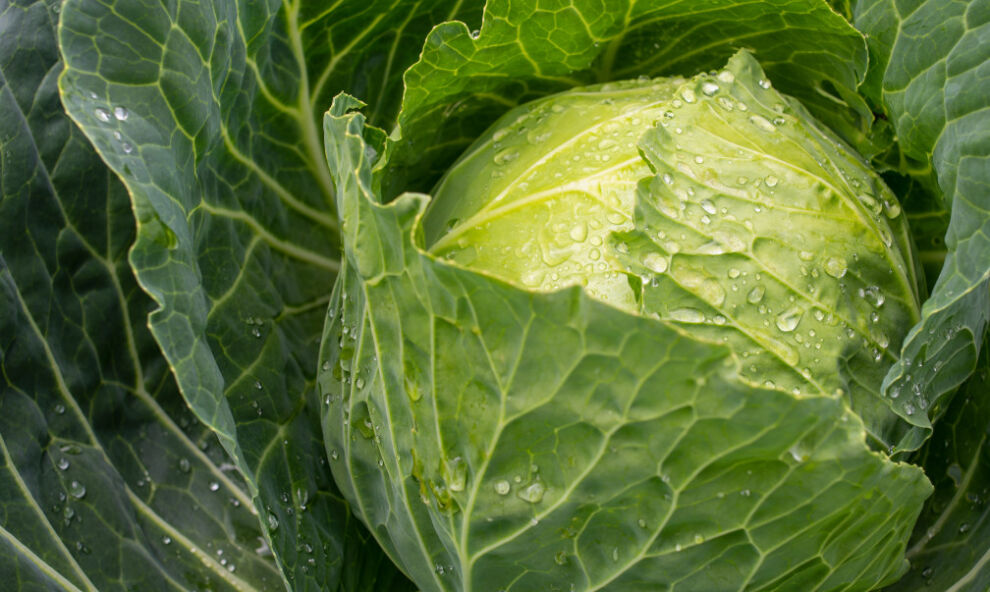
[321,50,931,591]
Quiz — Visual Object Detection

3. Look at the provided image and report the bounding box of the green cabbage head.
[424,50,923,450]
[321,50,931,592]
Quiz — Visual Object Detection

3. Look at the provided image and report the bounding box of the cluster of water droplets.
[89,92,134,155]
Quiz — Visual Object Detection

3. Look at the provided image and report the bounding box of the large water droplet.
[493,480,510,495]
[700,82,719,96]
[824,256,847,278]
[94,108,111,122]
[517,481,545,503]
[669,308,705,323]
[746,286,765,304]
[642,252,668,273]
[68,481,86,499]
[113,106,129,121]
[447,457,467,492]
[749,115,776,133]
[569,224,587,242]
[775,307,803,332]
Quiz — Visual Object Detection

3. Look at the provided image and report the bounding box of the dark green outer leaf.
[321,95,932,592]
[385,0,873,198]
[55,0,480,588]
[883,337,990,590]
[855,0,990,451]
[0,0,278,589]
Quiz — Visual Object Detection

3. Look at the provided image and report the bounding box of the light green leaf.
[855,0,990,452]
[0,0,278,589]
[321,92,932,592]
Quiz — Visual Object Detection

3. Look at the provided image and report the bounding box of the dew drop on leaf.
[775,307,803,332]
[669,308,705,323]
[517,481,545,503]
[68,481,86,499]
[747,286,765,304]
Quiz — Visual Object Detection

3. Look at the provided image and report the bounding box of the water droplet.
[554,551,567,565]
[56,458,70,471]
[717,70,735,84]
[669,308,705,323]
[642,252,668,274]
[209,482,220,492]
[693,534,704,544]
[727,268,741,279]
[68,481,86,499]
[94,108,111,122]
[517,481,545,503]
[447,457,467,492]
[764,175,778,187]
[749,115,776,133]
[681,88,697,103]
[883,199,902,218]
[54,404,65,415]
[776,307,803,332]
[113,106,129,121]
[493,148,518,165]
[569,224,587,242]
[178,458,191,473]
[700,82,719,96]
[494,480,510,495]
[758,79,772,90]
[824,256,847,278]
[862,286,886,307]
[267,513,279,530]
[700,199,717,215]
[747,286,765,304]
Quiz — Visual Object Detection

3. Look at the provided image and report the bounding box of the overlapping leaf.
[883,338,990,591]
[0,0,278,589]
[855,0,990,451]
[54,0,482,588]
[383,0,873,198]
